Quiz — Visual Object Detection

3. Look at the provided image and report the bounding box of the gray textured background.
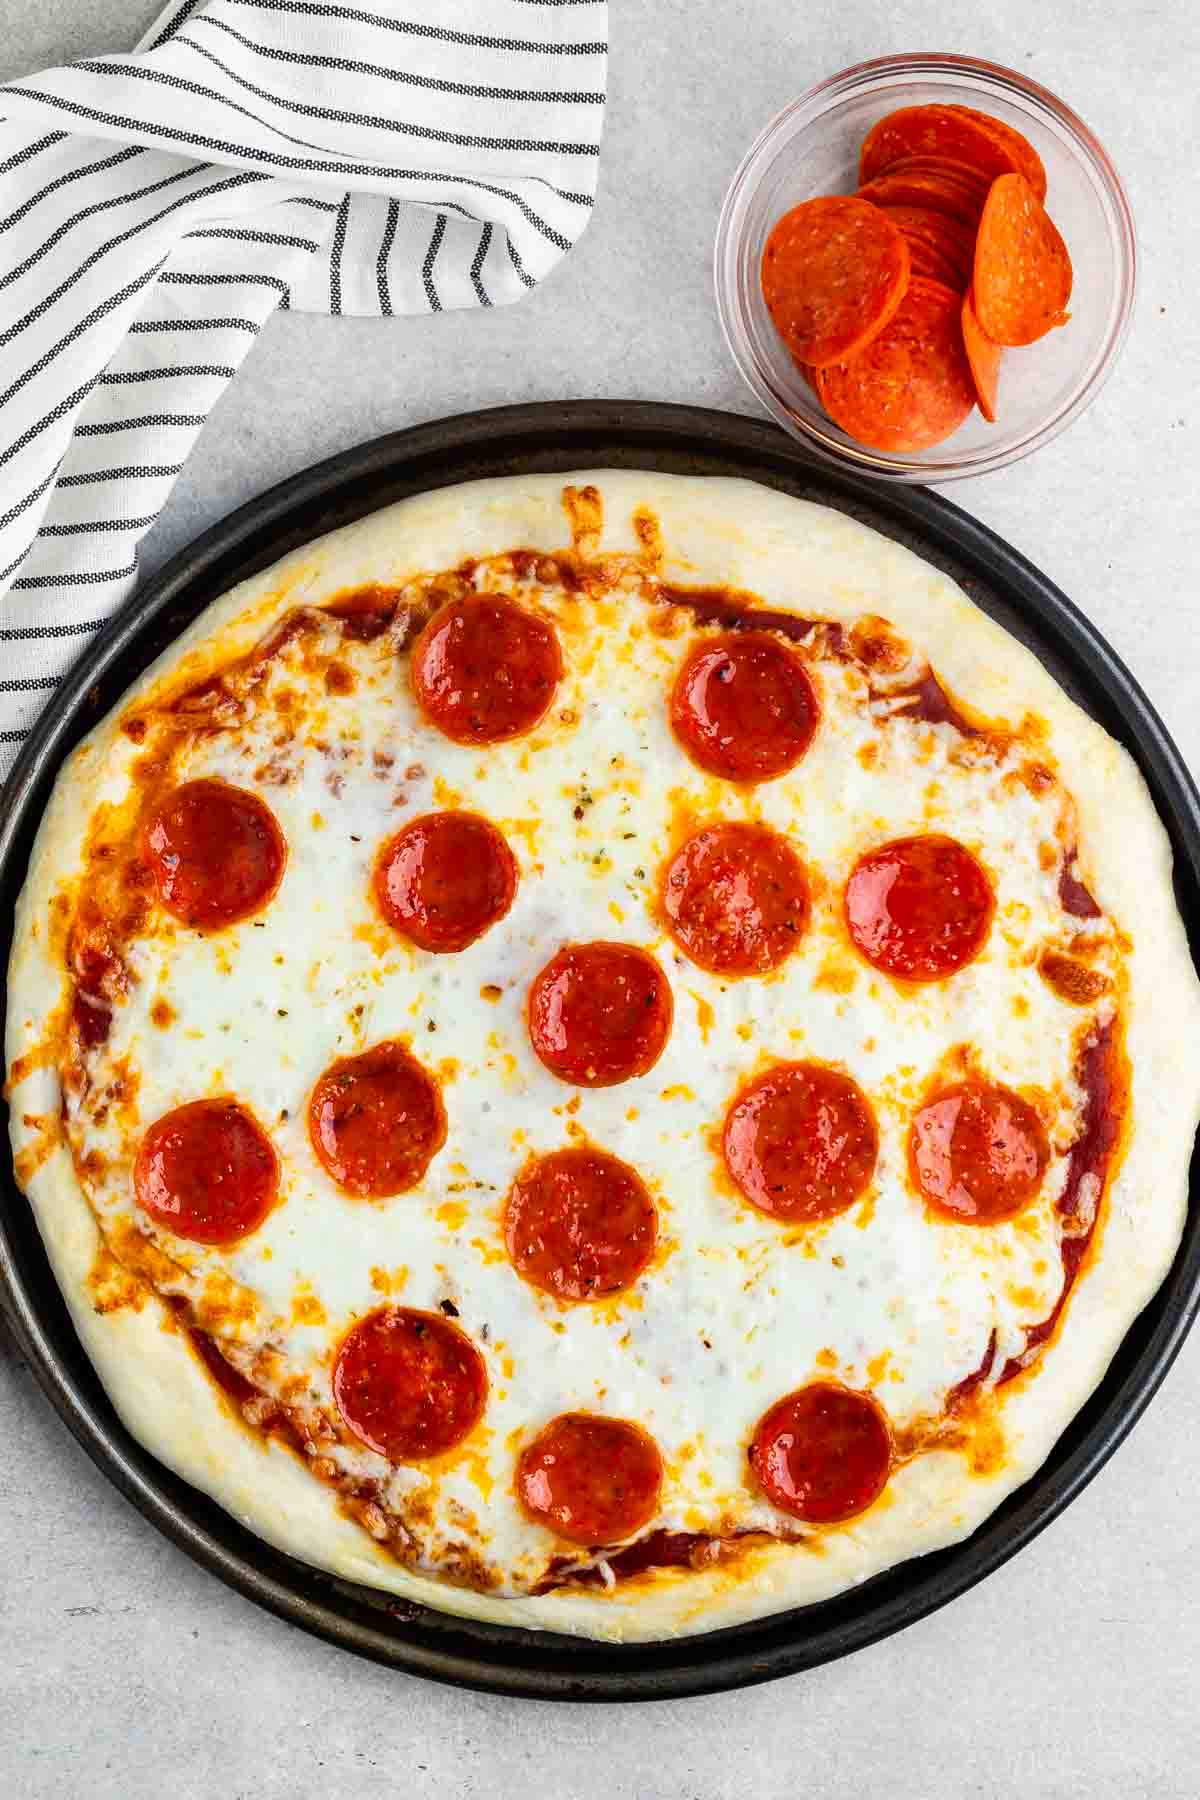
[3,4,1199,1795]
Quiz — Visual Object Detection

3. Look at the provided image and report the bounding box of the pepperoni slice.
[410,593,562,745]
[973,172,1073,347]
[527,942,672,1087]
[873,156,993,215]
[723,1062,878,1223]
[961,286,1002,423]
[947,105,1048,202]
[374,811,517,952]
[505,1147,657,1301]
[309,1040,446,1196]
[516,1413,663,1545]
[860,104,1032,191]
[889,230,960,290]
[909,1079,1050,1223]
[135,1099,278,1245]
[761,196,911,369]
[749,1383,891,1524]
[815,278,977,454]
[333,1306,487,1461]
[879,204,976,291]
[661,822,810,976]
[845,833,993,982]
[142,778,285,930]
[856,166,987,230]
[669,632,818,783]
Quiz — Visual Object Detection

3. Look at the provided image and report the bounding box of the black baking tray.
[2,400,1199,1701]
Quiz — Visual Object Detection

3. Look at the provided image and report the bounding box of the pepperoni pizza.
[7,473,1200,1642]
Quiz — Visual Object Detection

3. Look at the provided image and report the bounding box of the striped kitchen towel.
[0,0,607,781]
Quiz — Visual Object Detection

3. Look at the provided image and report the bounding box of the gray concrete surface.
[3,3,1200,1795]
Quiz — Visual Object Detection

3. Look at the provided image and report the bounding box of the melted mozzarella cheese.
[69,562,1116,1593]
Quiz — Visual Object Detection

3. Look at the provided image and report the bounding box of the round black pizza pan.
[3,400,1199,1701]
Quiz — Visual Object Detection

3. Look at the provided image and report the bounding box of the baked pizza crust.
[8,471,1200,1642]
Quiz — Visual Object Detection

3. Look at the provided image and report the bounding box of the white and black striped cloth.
[0,0,607,780]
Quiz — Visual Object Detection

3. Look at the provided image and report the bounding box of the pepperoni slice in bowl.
[669,631,818,783]
[961,286,1002,423]
[947,105,1047,202]
[505,1146,657,1301]
[876,204,976,292]
[135,1098,278,1245]
[856,166,988,231]
[410,593,562,745]
[516,1412,664,1545]
[374,810,517,952]
[973,172,1073,348]
[749,1383,892,1524]
[909,1079,1050,1223]
[333,1306,488,1461]
[527,942,673,1087]
[815,277,977,454]
[861,155,992,225]
[844,832,993,982]
[859,103,1032,191]
[309,1040,447,1197]
[723,1062,878,1223]
[142,778,286,930]
[761,195,911,370]
[661,822,810,976]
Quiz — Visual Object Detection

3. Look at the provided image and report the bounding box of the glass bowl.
[714,52,1136,482]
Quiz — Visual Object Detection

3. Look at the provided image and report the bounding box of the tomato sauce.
[998,1017,1124,1383]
